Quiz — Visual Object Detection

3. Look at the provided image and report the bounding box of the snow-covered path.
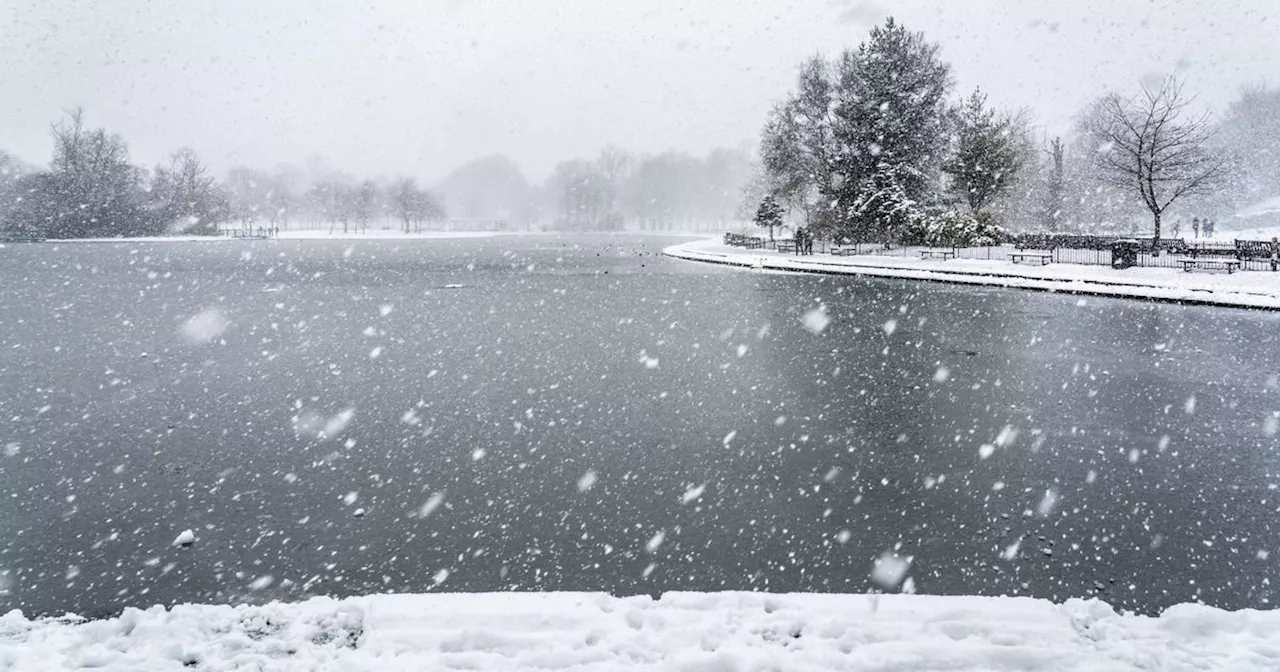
[665,238,1280,310]
[4,592,1279,671]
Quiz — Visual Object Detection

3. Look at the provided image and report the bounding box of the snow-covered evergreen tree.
[831,18,952,239]
[944,89,1028,214]
[753,193,784,240]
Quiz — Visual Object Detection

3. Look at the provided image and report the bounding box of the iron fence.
[733,232,1280,272]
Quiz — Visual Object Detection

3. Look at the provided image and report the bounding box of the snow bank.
[666,238,1280,310]
[2,592,1277,671]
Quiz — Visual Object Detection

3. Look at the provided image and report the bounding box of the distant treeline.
[0,113,757,239]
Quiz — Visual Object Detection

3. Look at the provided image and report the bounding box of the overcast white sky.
[1,0,1276,182]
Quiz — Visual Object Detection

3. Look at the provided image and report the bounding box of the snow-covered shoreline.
[3,591,1278,670]
[26,229,716,244]
[665,238,1280,311]
[44,230,505,243]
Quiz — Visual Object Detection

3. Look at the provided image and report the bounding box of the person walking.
[1271,237,1278,272]
[1192,217,1200,239]
[1205,219,1215,239]
[1172,220,1181,239]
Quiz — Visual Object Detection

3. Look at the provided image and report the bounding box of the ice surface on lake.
[179,308,228,345]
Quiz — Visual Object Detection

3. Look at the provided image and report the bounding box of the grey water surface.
[1,234,1278,618]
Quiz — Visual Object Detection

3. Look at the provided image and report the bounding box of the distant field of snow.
[47,230,506,243]
[666,238,1280,310]
[1224,225,1280,241]
[3,591,1277,671]
[276,229,504,240]
[30,229,714,244]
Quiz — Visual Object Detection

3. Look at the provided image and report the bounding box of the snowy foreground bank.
[3,592,1278,671]
[665,238,1280,310]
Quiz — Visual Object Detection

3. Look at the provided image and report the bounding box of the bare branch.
[1083,75,1227,245]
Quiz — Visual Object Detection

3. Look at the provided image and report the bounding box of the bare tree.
[150,148,228,234]
[354,179,378,232]
[390,177,443,232]
[1040,137,1067,231]
[46,107,151,237]
[596,145,631,221]
[1085,77,1227,253]
[225,167,267,230]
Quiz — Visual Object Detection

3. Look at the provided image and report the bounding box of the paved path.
[665,238,1280,310]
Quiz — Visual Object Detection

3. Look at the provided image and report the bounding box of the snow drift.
[3,592,1278,671]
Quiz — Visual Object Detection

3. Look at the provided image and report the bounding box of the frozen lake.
[2,234,1278,618]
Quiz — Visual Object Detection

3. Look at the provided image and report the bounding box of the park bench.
[829,244,855,256]
[1235,240,1275,264]
[725,233,766,249]
[1180,258,1240,274]
[221,227,274,239]
[919,249,955,260]
[1010,252,1053,265]
[777,240,797,253]
[1186,243,1237,259]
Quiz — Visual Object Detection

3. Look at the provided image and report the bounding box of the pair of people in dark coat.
[793,227,814,255]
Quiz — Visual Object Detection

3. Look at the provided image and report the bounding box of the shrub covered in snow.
[903,208,1004,247]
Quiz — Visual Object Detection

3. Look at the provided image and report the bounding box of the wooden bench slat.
[1180,259,1240,274]
[1010,252,1053,266]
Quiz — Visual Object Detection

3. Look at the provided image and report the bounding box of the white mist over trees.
[0,107,758,238]
[1215,85,1280,214]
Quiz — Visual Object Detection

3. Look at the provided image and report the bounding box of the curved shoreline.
[663,238,1280,311]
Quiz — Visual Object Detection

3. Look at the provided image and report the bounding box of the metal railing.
[730,232,1280,272]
